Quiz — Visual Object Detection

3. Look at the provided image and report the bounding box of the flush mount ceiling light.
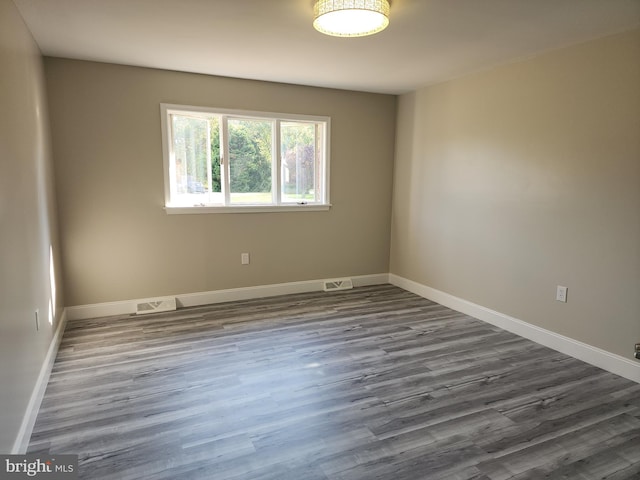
[313,0,390,37]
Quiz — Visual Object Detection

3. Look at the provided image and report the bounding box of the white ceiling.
[13,0,640,94]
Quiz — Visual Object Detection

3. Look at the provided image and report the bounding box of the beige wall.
[45,59,396,306]
[391,29,640,358]
[0,0,64,452]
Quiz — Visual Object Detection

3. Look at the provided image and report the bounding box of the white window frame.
[160,103,331,214]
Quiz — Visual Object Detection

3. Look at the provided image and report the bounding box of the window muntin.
[161,104,330,211]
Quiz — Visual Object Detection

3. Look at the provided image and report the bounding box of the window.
[161,104,330,213]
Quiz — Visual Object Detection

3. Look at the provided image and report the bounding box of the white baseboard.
[389,274,640,384]
[65,273,390,321]
[12,309,68,454]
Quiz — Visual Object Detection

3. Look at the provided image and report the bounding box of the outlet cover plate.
[556,285,568,303]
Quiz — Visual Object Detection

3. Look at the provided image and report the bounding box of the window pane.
[228,118,273,204]
[170,114,223,205]
[281,122,320,204]
[172,114,210,203]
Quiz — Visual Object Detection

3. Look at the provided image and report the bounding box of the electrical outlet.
[35,309,40,331]
[556,285,568,303]
[634,343,640,360]
[241,253,250,265]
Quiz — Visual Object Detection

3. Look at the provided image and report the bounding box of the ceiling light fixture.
[313,0,390,38]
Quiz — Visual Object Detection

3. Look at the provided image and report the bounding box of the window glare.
[171,115,210,201]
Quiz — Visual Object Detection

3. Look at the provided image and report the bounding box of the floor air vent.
[323,278,353,292]
[135,297,177,315]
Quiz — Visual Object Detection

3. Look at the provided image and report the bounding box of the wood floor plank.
[28,285,640,479]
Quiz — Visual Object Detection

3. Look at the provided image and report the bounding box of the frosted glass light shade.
[313,0,390,37]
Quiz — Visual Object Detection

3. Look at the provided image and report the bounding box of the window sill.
[165,204,332,214]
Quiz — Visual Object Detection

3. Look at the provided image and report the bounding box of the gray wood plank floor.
[28,285,640,479]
